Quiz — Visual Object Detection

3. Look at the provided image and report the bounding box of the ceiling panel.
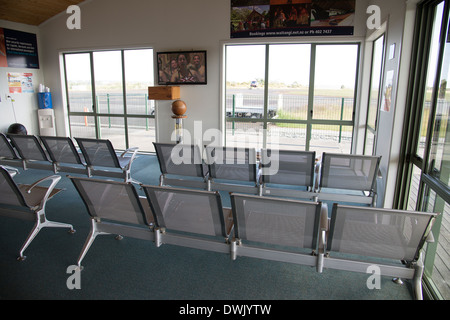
[0,0,85,26]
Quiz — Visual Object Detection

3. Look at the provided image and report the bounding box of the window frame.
[363,33,386,156]
[222,40,361,153]
[395,0,450,300]
[62,48,155,151]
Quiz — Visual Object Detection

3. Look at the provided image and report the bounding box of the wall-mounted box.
[148,86,180,100]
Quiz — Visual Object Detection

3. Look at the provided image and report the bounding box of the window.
[397,0,450,300]
[364,34,385,155]
[225,43,359,156]
[63,48,155,152]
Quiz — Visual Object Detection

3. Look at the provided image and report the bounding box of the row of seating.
[0,134,382,207]
[154,143,383,207]
[0,133,140,183]
[0,165,437,300]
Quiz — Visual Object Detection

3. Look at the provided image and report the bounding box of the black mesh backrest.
[75,138,120,168]
[70,176,152,226]
[40,136,84,164]
[320,153,381,192]
[0,166,28,207]
[261,149,315,188]
[328,204,437,262]
[7,134,49,162]
[0,133,18,159]
[205,146,257,182]
[153,142,205,177]
[231,193,321,250]
[143,185,227,237]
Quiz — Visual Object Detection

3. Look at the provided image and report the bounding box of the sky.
[65,49,154,83]
[226,43,359,89]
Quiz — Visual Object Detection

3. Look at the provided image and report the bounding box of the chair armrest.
[377,168,383,179]
[119,147,139,158]
[319,202,329,231]
[317,205,328,273]
[25,175,62,208]
[3,165,20,176]
[314,158,322,192]
[25,175,61,193]
[426,231,435,243]
[119,147,139,170]
[223,207,234,237]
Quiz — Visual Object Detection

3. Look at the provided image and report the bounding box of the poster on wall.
[0,28,39,69]
[230,0,355,39]
[8,72,34,93]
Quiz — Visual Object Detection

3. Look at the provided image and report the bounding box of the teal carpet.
[0,154,414,300]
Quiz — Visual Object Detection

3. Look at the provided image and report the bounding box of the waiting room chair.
[0,132,19,161]
[229,193,327,268]
[142,184,233,253]
[317,153,382,206]
[75,137,140,183]
[7,134,53,171]
[39,136,87,175]
[259,149,316,198]
[153,142,208,189]
[0,166,75,260]
[69,176,154,269]
[320,203,437,300]
[205,146,259,194]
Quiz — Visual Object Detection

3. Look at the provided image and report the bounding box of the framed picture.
[157,50,207,85]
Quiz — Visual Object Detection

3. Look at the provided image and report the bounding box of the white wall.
[39,0,231,141]
[366,0,417,207]
[0,20,44,134]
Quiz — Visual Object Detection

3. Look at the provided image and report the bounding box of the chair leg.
[17,211,75,261]
[413,254,425,300]
[76,219,108,270]
[125,170,141,185]
[128,178,142,185]
[42,219,75,232]
[17,221,41,261]
[76,229,98,270]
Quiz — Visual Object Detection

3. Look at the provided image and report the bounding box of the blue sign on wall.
[0,28,39,69]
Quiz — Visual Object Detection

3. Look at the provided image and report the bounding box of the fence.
[226,93,354,147]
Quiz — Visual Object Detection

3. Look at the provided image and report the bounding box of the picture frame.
[157,50,207,85]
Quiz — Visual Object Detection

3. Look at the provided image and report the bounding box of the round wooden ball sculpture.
[172,100,187,117]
